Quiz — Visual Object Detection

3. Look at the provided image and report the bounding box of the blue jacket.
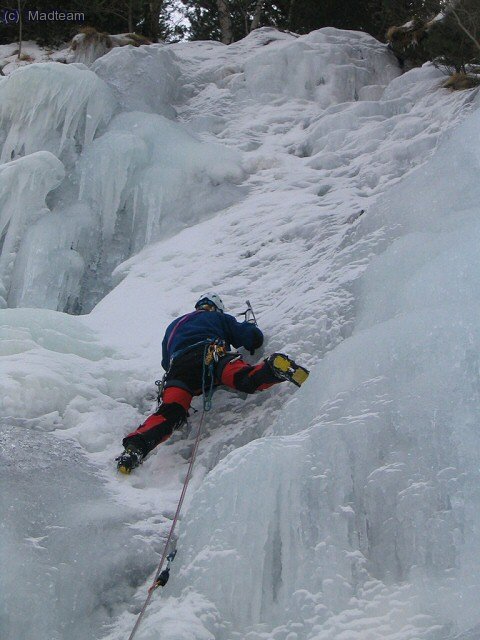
[161,310,263,370]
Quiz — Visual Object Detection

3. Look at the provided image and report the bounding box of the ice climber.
[116,293,309,473]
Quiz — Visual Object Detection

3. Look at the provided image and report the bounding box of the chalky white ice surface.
[1,26,480,640]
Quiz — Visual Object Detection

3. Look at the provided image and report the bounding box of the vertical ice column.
[104,111,245,253]
[0,62,115,165]
[7,202,98,312]
[78,131,148,242]
[0,152,65,308]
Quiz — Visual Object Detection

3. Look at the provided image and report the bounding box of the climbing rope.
[202,342,217,412]
[126,406,208,640]
[127,343,220,639]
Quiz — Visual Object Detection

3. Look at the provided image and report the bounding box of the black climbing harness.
[156,338,228,412]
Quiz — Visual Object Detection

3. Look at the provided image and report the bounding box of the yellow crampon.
[116,446,143,474]
[272,354,309,387]
[291,367,309,387]
[118,464,132,475]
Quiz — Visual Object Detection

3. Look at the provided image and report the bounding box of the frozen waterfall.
[0,60,244,313]
[2,25,480,640]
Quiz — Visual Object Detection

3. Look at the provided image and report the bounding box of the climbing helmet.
[195,292,225,313]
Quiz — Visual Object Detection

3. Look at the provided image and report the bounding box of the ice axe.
[238,299,257,326]
[238,300,258,355]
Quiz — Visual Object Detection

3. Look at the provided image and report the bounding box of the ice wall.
[92,45,181,117]
[0,54,245,313]
[241,28,397,107]
[3,26,453,325]
[0,305,165,640]
[2,26,480,640]
[131,94,480,640]
[78,112,244,256]
[0,63,116,312]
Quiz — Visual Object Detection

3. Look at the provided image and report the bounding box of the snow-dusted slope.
[1,27,480,640]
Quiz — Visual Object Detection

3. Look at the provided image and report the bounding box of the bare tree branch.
[17,0,23,59]
[216,0,233,43]
[287,0,296,31]
[250,0,265,31]
[451,7,480,52]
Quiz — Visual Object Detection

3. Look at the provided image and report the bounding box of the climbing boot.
[116,444,144,474]
[267,353,309,388]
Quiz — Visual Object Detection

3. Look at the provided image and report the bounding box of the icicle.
[0,151,65,307]
[0,63,115,164]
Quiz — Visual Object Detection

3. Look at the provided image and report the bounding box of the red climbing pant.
[123,349,282,457]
